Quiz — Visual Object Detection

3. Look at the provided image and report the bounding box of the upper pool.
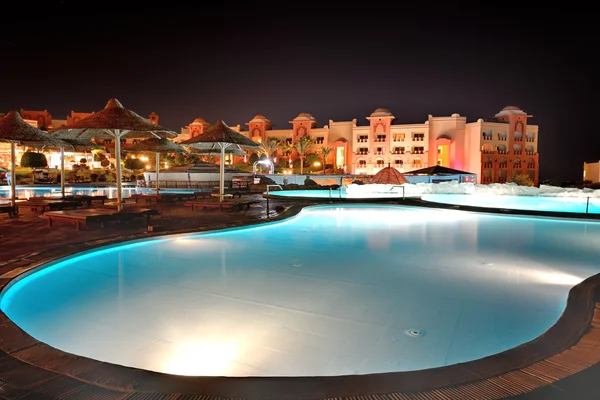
[1,204,599,378]
[421,193,600,214]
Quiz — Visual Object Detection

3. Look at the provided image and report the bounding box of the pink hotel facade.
[182,105,539,185]
[11,105,539,186]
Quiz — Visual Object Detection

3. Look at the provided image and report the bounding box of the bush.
[511,173,534,186]
[20,151,48,168]
[124,158,146,170]
[100,159,110,167]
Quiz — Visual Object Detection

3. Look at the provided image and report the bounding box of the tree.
[258,137,280,160]
[294,135,313,175]
[280,140,294,168]
[318,146,333,174]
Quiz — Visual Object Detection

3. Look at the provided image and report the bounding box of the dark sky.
[0,2,596,182]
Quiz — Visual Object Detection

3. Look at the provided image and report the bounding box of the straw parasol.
[51,98,179,211]
[124,137,189,195]
[0,111,69,208]
[180,120,262,202]
[370,164,409,184]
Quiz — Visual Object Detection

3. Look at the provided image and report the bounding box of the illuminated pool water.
[422,193,600,214]
[0,185,204,200]
[1,204,599,377]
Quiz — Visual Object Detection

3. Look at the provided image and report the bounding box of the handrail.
[265,184,283,219]
[389,185,405,200]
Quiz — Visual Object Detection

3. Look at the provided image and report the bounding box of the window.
[357,147,369,155]
[394,159,403,166]
[392,146,404,154]
[358,135,368,143]
[393,133,405,141]
[376,159,385,167]
[375,134,386,142]
[358,159,366,167]
[285,138,292,144]
[413,146,424,154]
[483,130,493,140]
[374,147,384,155]
[412,133,424,141]
[316,136,324,144]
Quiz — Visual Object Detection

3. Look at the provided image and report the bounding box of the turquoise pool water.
[1,204,599,377]
[0,185,205,200]
[421,193,600,214]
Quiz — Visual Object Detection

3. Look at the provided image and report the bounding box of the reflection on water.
[2,204,599,377]
[0,186,196,200]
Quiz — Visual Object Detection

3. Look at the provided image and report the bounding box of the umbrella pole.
[10,142,16,209]
[219,145,225,203]
[155,152,160,196]
[60,147,65,199]
[115,130,123,212]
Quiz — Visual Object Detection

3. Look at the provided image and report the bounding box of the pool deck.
[1,194,600,400]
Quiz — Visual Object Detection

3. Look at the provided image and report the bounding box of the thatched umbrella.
[180,120,262,202]
[51,98,178,211]
[371,164,409,184]
[0,111,69,208]
[124,137,188,195]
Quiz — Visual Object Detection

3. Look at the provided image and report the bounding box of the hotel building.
[181,106,539,185]
[4,105,539,186]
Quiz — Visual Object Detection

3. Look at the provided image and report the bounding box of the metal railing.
[265,184,283,219]
[390,185,405,200]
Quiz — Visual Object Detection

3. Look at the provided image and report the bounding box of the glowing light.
[162,339,238,376]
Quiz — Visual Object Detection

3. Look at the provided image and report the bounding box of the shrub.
[124,158,146,170]
[100,159,110,167]
[20,151,48,168]
[511,174,534,186]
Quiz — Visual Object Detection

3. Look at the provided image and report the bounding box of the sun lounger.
[0,204,15,218]
[44,208,159,231]
[184,200,235,212]
[17,199,81,213]
[61,194,108,206]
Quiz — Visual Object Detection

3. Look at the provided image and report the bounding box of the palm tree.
[258,137,280,160]
[280,140,294,168]
[295,135,313,175]
[318,146,333,174]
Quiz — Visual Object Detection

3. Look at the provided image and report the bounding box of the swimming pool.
[422,193,600,214]
[0,185,205,200]
[2,204,598,378]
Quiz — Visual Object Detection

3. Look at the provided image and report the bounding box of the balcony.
[499,163,507,168]
[525,151,535,155]
[526,138,535,142]
[412,137,424,141]
[391,151,405,155]
[527,164,535,169]
[357,138,368,143]
[374,151,384,155]
[513,151,522,155]
[483,163,492,168]
[374,139,386,143]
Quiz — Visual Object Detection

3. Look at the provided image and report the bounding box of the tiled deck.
[1,195,599,400]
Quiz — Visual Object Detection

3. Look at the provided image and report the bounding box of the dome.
[191,117,210,125]
[370,108,394,117]
[248,114,271,123]
[495,106,527,117]
[293,112,316,121]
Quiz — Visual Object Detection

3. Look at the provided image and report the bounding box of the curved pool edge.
[1,202,600,399]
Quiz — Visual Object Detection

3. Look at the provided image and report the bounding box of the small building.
[403,165,477,184]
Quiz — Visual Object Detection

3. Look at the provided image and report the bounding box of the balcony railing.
[391,151,405,154]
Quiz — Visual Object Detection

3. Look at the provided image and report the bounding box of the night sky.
[1,2,595,182]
